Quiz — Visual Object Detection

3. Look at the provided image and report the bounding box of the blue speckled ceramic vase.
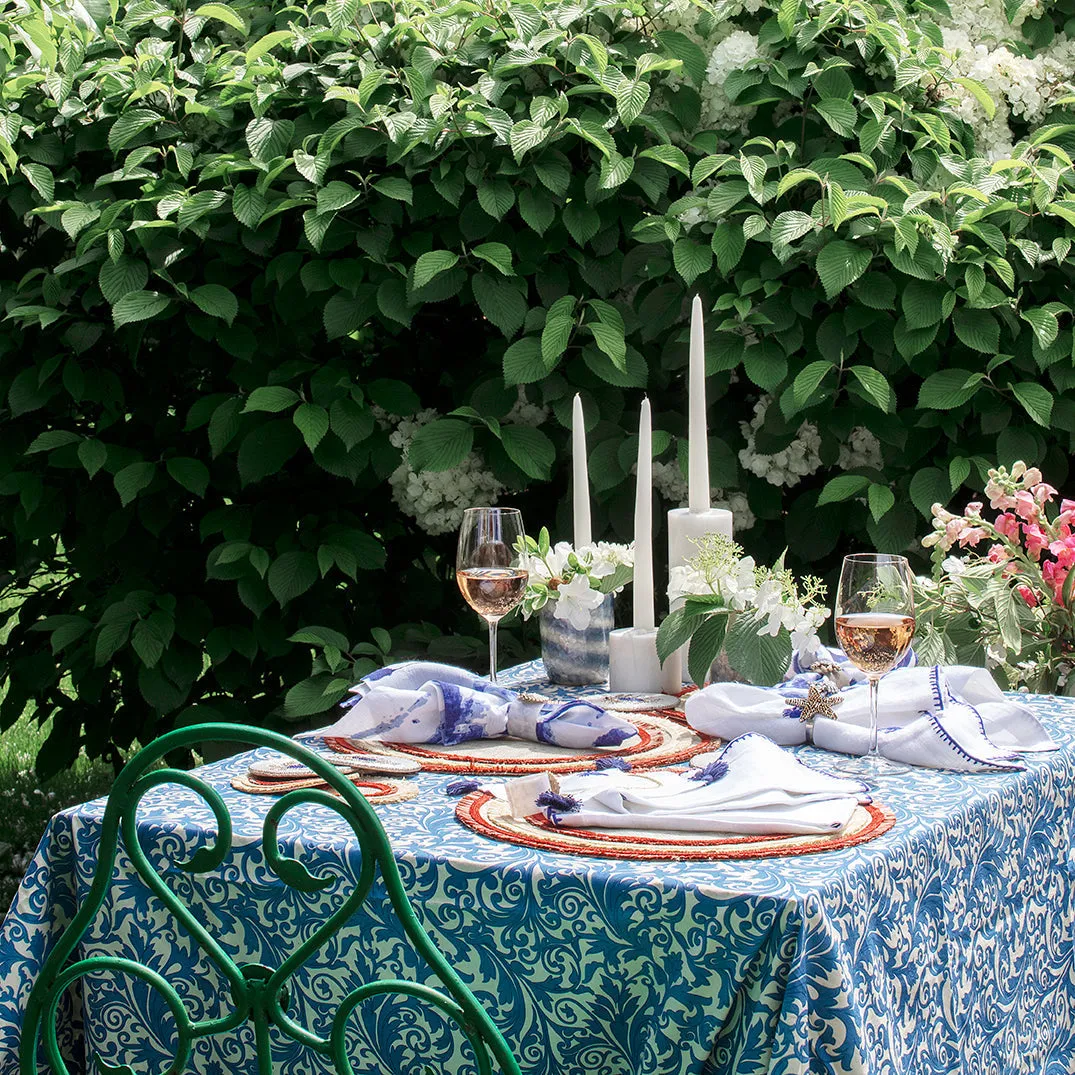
[539,595,614,685]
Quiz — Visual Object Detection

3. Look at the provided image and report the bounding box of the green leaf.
[112,291,170,328]
[771,211,816,246]
[588,322,627,370]
[472,274,526,338]
[285,674,350,718]
[656,607,704,665]
[791,360,833,409]
[1011,382,1054,427]
[953,308,1000,353]
[191,284,238,325]
[563,203,601,246]
[78,439,107,478]
[616,79,650,126]
[289,625,351,650]
[244,386,299,413]
[817,474,869,505]
[639,145,690,176]
[372,177,413,204]
[815,241,871,299]
[294,402,330,450]
[849,367,893,412]
[868,483,895,523]
[501,426,555,479]
[1022,306,1061,349]
[114,461,155,506]
[330,398,374,450]
[246,30,293,63]
[712,223,745,276]
[954,76,996,120]
[131,611,173,669]
[165,457,209,497]
[725,613,792,686]
[317,180,361,213]
[193,3,246,31]
[268,551,318,606]
[814,99,858,137]
[237,419,301,484]
[909,466,951,518]
[519,187,555,235]
[673,238,713,285]
[471,242,514,276]
[99,258,148,304]
[408,419,474,471]
[687,614,729,687]
[743,341,787,391]
[901,279,943,329]
[477,178,514,220]
[413,250,459,290]
[503,337,546,384]
[368,379,419,415]
[917,369,981,409]
[245,117,293,162]
[26,430,80,454]
[107,109,161,152]
[231,184,266,228]
[655,31,706,85]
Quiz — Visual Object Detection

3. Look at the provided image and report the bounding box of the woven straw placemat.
[324,711,713,775]
[231,771,418,804]
[455,791,895,861]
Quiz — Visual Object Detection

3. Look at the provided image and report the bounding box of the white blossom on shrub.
[504,388,550,427]
[387,409,503,535]
[737,397,823,488]
[837,426,884,471]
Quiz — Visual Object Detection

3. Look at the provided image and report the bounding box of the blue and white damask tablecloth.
[2,661,1075,1075]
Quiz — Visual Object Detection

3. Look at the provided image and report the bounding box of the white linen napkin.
[319,661,639,749]
[684,665,1056,772]
[498,735,869,835]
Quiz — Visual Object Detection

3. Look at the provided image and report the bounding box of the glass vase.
[539,595,614,685]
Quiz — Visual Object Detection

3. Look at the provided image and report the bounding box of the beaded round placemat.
[455,792,895,861]
[323,712,713,775]
[232,772,418,804]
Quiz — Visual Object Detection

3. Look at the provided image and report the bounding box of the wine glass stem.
[488,617,499,685]
[867,674,880,758]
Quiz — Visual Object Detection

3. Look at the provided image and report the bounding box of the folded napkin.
[498,734,869,835]
[790,642,917,687]
[685,664,1056,773]
[320,662,639,749]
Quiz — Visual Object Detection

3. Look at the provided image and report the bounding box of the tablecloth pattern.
[1,661,1075,1075]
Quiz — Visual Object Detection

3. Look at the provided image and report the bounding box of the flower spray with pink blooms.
[916,461,1075,693]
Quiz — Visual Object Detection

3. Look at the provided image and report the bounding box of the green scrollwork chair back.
[19,723,521,1075]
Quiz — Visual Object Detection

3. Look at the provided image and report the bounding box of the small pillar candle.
[572,393,592,548]
[609,627,671,693]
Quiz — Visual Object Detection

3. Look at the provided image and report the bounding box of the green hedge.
[2,0,1074,770]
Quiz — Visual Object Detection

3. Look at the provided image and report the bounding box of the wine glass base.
[830,752,909,780]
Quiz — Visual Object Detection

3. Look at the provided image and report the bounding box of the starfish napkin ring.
[796,683,844,723]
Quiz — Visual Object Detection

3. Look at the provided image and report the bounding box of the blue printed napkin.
[319,662,639,749]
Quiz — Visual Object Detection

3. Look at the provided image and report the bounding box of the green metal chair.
[19,724,521,1075]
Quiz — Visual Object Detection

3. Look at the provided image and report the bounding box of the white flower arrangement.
[514,528,634,630]
[658,533,830,686]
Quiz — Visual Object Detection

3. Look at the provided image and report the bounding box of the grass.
[0,710,116,914]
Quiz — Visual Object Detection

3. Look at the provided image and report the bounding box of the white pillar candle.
[667,507,734,571]
[609,627,668,693]
[572,393,592,548]
[687,295,710,514]
[633,398,654,630]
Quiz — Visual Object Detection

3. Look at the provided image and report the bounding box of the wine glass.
[456,507,528,685]
[832,553,916,777]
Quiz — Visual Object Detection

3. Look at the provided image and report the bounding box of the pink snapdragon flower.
[1023,523,1049,561]
[1033,482,1057,505]
[988,543,1012,564]
[994,513,1021,543]
[1013,491,1039,521]
[1017,585,1039,608]
[1043,560,1070,605]
[958,526,988,548]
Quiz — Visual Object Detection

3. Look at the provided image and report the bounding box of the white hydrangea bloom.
[386,409,504,535]
[702,30,762,132]
[651,461,755,531]
[837,426,884,471]
[504,388,550,428]
[737,396,823,488]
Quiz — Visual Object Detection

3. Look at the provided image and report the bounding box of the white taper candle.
[687,295,710,513]
[572,393,592,548]
[633,398,655,630]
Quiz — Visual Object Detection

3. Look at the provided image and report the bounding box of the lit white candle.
[634,398,654,630]
[572,393,592,548]
[688,295,710,514]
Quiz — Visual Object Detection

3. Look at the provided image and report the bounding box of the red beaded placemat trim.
[231,773,418,804]
[456,791,895,861]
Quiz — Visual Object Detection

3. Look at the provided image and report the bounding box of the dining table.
[2,659,1075,1075]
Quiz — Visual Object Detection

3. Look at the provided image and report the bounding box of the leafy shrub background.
[2,0,1075,770]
